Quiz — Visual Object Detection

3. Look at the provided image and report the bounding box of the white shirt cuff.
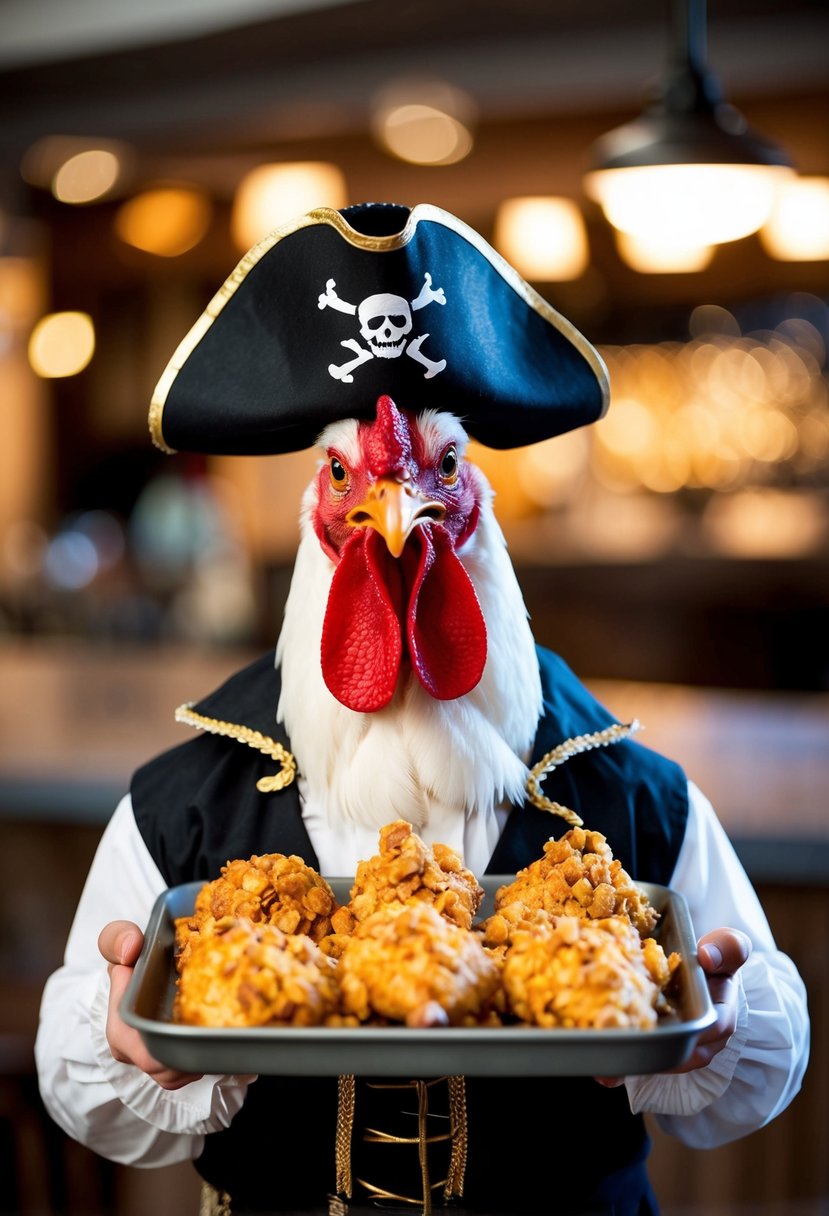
[87,969,253,1136]
[624,970,749,1117]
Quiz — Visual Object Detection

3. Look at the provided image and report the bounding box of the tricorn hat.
[149,201,609,456]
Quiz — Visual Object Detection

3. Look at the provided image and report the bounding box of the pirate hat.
[149,201,609,455]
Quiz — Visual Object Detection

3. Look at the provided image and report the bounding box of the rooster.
[150,201,609,874]
[276,392,542,874]
[37,203,774,1216]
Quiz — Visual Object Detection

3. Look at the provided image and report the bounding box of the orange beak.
[345,477,446,559]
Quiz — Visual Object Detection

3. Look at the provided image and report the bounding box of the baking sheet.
[121,877,716,1077]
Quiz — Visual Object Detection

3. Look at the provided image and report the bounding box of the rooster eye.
[329,456,349,491]
[439,445,458,483]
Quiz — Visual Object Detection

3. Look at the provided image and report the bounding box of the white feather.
[275,415,543,841]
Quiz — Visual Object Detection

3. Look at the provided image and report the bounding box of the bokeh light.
[115,186,213,256]
[28,311,95,377]
[52,148,121,203]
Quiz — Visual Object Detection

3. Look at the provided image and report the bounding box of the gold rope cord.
[335,1074,356,1197]
[345,1077,458,1211]
[174,703,297,793]
[525,719,642,827]
[445,1075,468,1199]
[416,1079,432,1216]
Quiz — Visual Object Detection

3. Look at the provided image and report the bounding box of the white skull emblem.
[357,293,412,358]
[318,273,447,382]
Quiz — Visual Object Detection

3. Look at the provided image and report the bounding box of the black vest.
[132,647,688,1215]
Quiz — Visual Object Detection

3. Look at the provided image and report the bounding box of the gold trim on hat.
[174,702,297,793]
[148,203,609,453]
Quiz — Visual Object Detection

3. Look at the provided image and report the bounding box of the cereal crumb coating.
[329,819,484,943]
[338,902,502,1027]
[173,918,340,1027]
[174,852,339,965]
[502,914,679,1029]
[489,826,659,942]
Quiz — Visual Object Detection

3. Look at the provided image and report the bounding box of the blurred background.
[0,1,826,1213]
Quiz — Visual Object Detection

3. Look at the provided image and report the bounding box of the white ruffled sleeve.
[624,782,810,1146]
[35,794,253,1167]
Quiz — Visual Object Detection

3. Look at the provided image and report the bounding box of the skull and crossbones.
[318,272,447,383]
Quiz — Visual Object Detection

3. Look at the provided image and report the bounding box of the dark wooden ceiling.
[1,0,827,343]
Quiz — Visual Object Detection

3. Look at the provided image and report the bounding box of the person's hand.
[668,926,752,1073]
[98,920,204,1090]
[595,925,752,1087]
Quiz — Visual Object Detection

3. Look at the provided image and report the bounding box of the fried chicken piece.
[338,903,501,1027]
[331,820,484,943]
[502,914,678,1030]
[476,902,560,958]
[491,826,658,939]
[173,917,340,1028]
[175,852,339,965]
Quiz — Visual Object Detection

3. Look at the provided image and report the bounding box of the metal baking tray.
[121,877,716,1077]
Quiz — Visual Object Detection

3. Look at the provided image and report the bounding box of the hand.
[98,920,204,1091]
[595,925,752,1087]
[669,926,752,1073]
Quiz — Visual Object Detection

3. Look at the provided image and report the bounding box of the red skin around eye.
[313,396,486,709]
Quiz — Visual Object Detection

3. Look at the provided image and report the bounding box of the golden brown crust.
[339,819,484,933]
[489,826,659,940]
[337,903,501,1027]
[502,914,676,1029]
[171,820,679,1030]
[173,918,340,1027]
[175,852,339,967]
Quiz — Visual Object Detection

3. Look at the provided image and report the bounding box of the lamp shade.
[586,91,792,176]
[584,0,794,247]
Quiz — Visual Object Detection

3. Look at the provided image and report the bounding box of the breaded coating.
[502,914,678,1029]
[492,826,658,938]
[175,852,339,964]
[477,902,559,958]
[173,917,340,1027]
[170,822,683,1031]
[332,820,484,937]
[337,903,501,1027]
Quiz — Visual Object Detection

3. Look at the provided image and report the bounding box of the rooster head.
[312,394,487,713]
[148,202,610,845]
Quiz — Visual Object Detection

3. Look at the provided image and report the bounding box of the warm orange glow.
[615,230,714,274]
[231,162,347,251]
[494,197,589,281]
[594,397,658,458]
[52,149,120,203]
[372,80,476,166]
[586,164,793,246]
[0,254,52,548]
[211,451,320,560]
[519,431,591,508]
[28,311,95,377]
[378,105,473,165]
[761,176,829,261]
[591,318,827,505]
[115,187,212,256]
[0,257,45,333]
[703,489,827,557]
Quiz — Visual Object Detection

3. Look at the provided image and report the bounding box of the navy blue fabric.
[132,653,317,880]
[130,646,688,1213]
[488,648,688,885]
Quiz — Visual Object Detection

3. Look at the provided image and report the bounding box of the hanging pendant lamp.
[584,0,794,248]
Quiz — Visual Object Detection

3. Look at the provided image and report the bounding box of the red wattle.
[407,525,487,700]
[320,530,402,712]
[321,525,487,711]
